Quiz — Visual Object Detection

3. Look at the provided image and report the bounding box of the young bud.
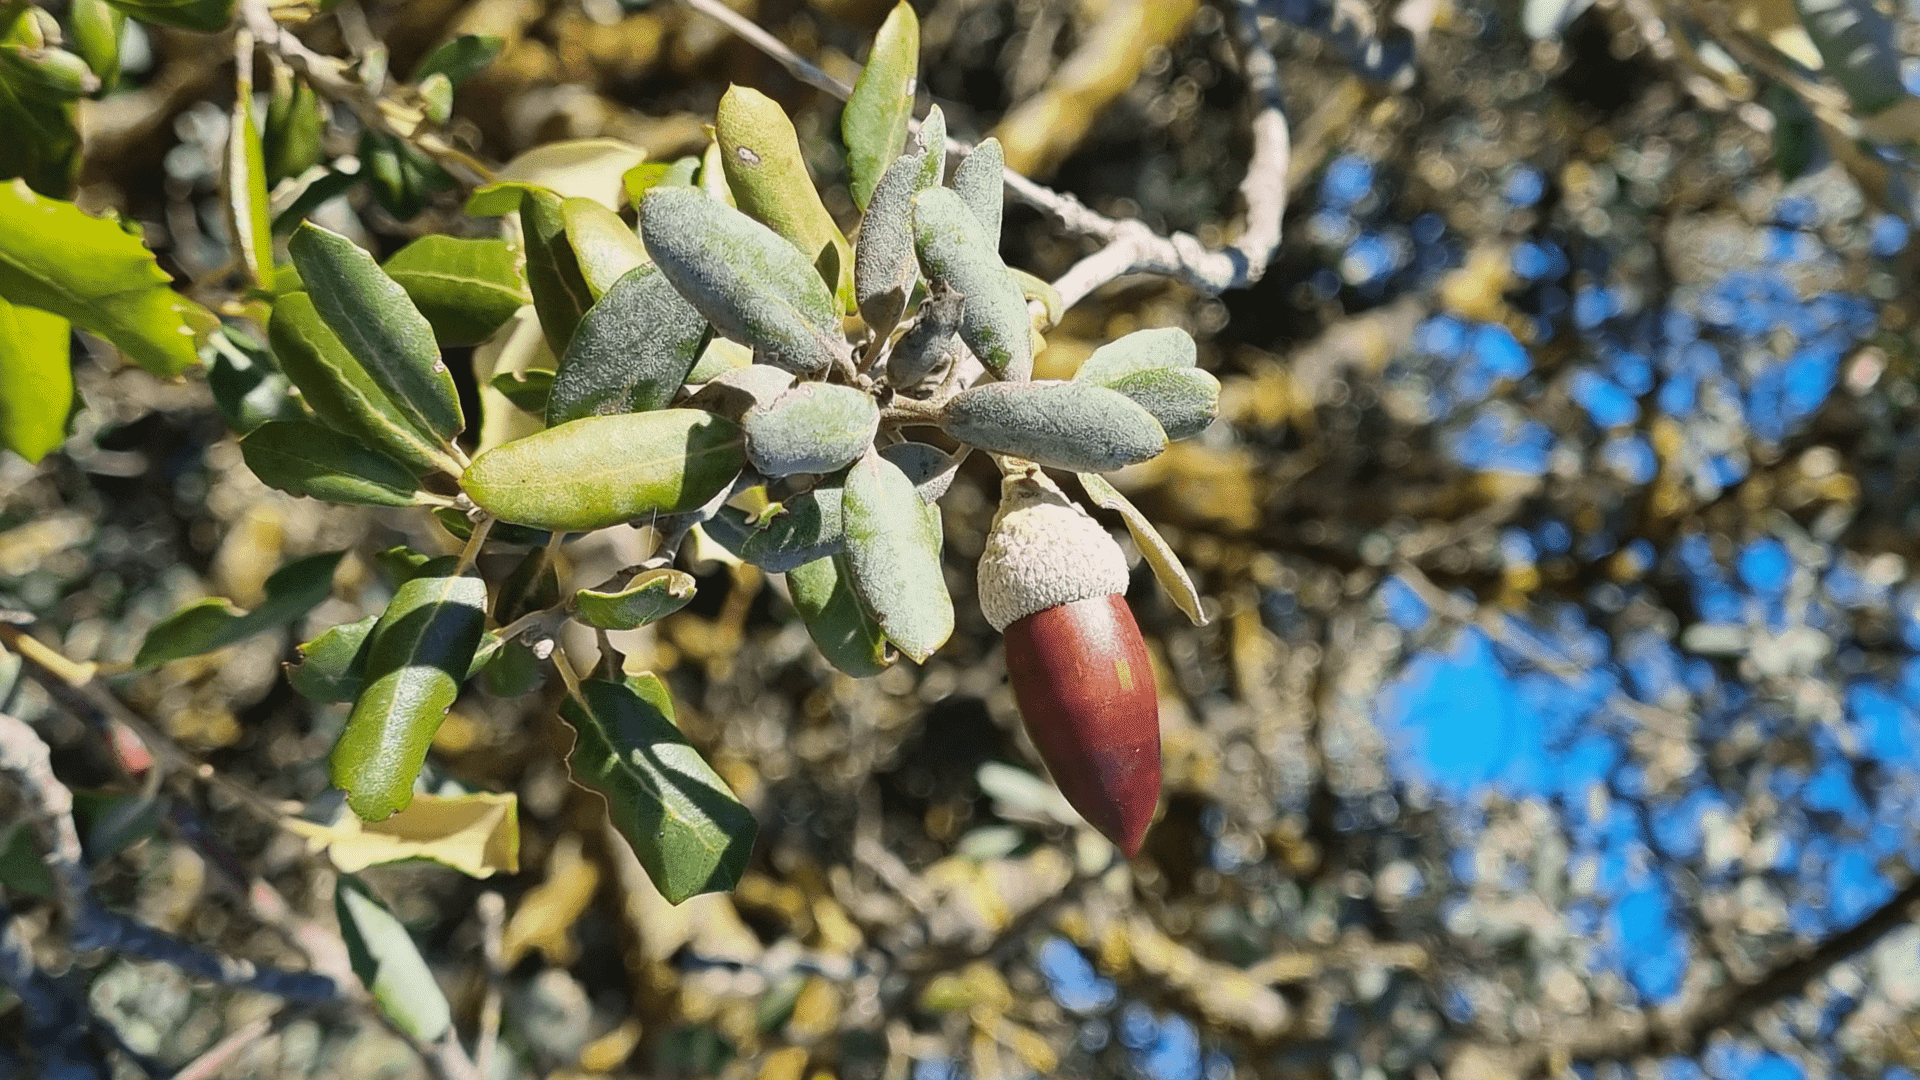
[978,469,1160,856]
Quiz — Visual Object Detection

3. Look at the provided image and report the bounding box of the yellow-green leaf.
[1076,471,1206,625]
[225,56,272,288]
[0,296,70,462]
[572,568,697,631]
[842,1,919,213]
[68,0,123,95]
[717,85,854,310]
[561,196,650,299]
[0,179,215,375]
[467,137,648,215]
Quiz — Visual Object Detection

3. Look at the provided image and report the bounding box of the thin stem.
[454,517,494,576]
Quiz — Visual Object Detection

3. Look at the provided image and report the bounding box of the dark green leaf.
[640,187,847,376]
[461,409,745,531]
[842,1,919,213]
[383,236,529,347]
[134,551,344,668]
[911,186,1031,381]
[100,0,235,32]
[412,34,502,86]
[267,291,462,476]
[563,675,756,903]
[841,451,951,662]
[205,323,298,435]
[0,179,216,374]
[335,875,453,1039]
[331,572,489,820]
[240,419,424,507]
[786,554,892,677]
[519,187,595,359]
[0,295,70,462]
[572,568,698,630]
[885,287,962,390]
[737,485,844,572]
[431,507,551,547]
[288,222,463,441]
[0,62,82,196]
[479,638,544,697]
[262,58,325,187]
[546,264,708,425]
[287,614,379,703]
[939,381,1166,472]
[490,368,553,414]
[1795,0,1908,113]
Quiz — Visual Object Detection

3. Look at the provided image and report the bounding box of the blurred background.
[7,0,1920,1077]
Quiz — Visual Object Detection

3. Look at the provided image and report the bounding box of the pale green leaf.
[562,196,650,299]
[742,383,879,478]
[841,450,951,662]
[940,381,1165,472]
[1075,472,1206,625]
[0,296,70,462]
[842,1,920,212]
[335,875,453,1040]
[288,791,518,877]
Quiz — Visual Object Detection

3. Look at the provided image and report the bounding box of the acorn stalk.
[978,466,1160,856]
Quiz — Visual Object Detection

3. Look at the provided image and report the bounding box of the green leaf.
[331,572,489,821]
[698,138,733,206]
[335,875,453,1040]
[461,408,745,531]
[562,675,756,903]
[382,236,529,348]
[741,382,879,478]
[1795,0,1907,113]
[0,296,70,462]
[287,614,379,703]
[841,451,951,662]
[262,58,325,187]
[911,186,1031,381]
[561,196,650,299]
[885,287,961,390]
[572,567,698,630]
[479,638,544,698]
[951,137,1004,245]
[225,58,272,288]
[492,543,560,623]
[68,0,123,95]
[786,554,892,677]
[288,222,463,441]
[0,62,82,196]
[939,381,1166,473]
[240,419,424,507]
[518,187,595,359]
[878,440,958,503]
[431,507,551,548]
[854,105,943,338]
[134,551,344,668]
[1075,472,1206,626]
[0,179,216,374]
[0,40,97,99]
[412,34,502,86]
[737,484,844,572]
[467,137,647,215]
[490,368,553,414]
[717,85,855,310]
[100,0,235,33]
[1071,326,1196,383]
[1102,365,1219,440]
[267,291,462,476]
[205,323,298,434]
[687,336,752,383]
[842,1,919,213]
[1009,268,1062,330]
[546,264,709,425]
[640,187,847,376]
[622,156,699,206]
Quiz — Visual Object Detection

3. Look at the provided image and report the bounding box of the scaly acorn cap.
[977,466,1129,632]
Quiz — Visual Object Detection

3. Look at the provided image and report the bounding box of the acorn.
[978,467,1160,856]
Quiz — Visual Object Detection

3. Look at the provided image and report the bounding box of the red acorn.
[978,468,1161,856]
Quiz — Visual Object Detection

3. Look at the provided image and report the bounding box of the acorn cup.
[977,466,1161,856]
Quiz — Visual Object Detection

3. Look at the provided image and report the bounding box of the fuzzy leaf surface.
[717,85,854,309]
[841,451,951,662]
[854,106,944,337]
[940,381,1166,472]
[1071,326,1197,384]
[911,186,1031,380]
[951,136,1005,245]
[742,383,879,478]
[546,264,708,425]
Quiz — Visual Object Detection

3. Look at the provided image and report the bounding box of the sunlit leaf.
[562,196,650,299]
[563,675,756,903]
[335,875,453,1040]
[940,381,1166,472]
[546,264,708,425]
[288,791,519,877]
[951,136,1004,245]
[466,137,648,215]
[461,409,744,531]
[623,156,699,206]
[572,568,698,631]
[717,84,855,309]
[855,106,944,338]
[1075,472,1206,626]
[842,1,920,212]
[287,614,378,703]
[518,187,595,359]
[69,0,124,95]
[288,222,463,442]
[382,236,529,347]
[134,551,344,668]
[787,554,893,677]
[0,296,70,462]
[225,56,272,288]
[0,179,216,375]
[331,572,489,821]
[841,450,951,662]
[912,186,1031,381]
[240,419,424,507]
[742,383,879,478]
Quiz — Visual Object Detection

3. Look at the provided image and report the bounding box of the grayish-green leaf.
[738,485,844,572]
[841,451,951,662]
[640,186,846,375]
[1103,365,1219,441]
[335,876,453,1040]
[1076,471,1206,626]
[742,383,879,478]
[267,292,461,476]
[687,363,794,420]
[331,572,489,821]
[940,381,1166,472]
[288,222,463,442]
[885,286,962,389]
[854,106,945,338]
[382,236,529,347]
[911,186,1031,381]
[563,675,756,903]
[842,1,919,212]
[1071,326,1196,384]
[951,136,1004,245]
[879,441,959,503]
[134,551,344,668]
[288,614,379,703]
[546,264,708,425]
[240,419,423,507]
[461,409,745,532]
[786,554,893,677]
[572,568,697,630]
[1796,0,1907,113]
